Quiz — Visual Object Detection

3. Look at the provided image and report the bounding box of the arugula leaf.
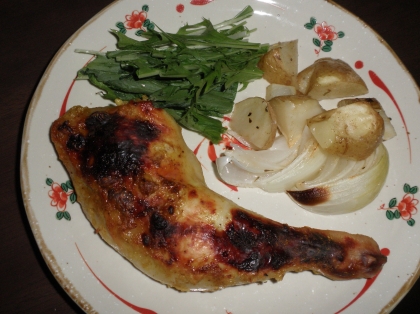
[75,5,267,143]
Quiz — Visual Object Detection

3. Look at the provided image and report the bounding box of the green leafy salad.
[76,6,268,143]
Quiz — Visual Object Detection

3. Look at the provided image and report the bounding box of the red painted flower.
[124,10,147,30]
[314,21,338,41]
[397,194,418,220]
[48,183,70,211]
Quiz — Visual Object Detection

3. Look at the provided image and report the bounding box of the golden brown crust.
[50,101,386,291]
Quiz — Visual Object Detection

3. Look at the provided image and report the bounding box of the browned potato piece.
[297,58,368,100]
[229,97,276,150]
[307,102,384,160]
[296,64,315,96]
[258,40,298,87]
[265,84,296,100]
[269,95,324,147]
[337,98,396,140]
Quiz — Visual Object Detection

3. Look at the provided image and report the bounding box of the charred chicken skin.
[50,101,387,291]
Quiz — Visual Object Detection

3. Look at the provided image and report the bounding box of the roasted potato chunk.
[229,97,276,150]
[337,98,396,141]
[269,95,324,147]
[258,40,298,87]
[297,58,368,100]
[265,84,296,100]
[307,102,384,160]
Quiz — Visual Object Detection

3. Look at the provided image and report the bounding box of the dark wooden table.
[1,0,418,313]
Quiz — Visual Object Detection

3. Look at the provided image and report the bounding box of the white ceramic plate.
[21,0,420,313]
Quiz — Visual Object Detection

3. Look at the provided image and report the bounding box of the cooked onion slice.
[223,135,300,173]
[216,156,260,188]
[287,143,389,215]
[253,134,327,193]
[216,129,328,193]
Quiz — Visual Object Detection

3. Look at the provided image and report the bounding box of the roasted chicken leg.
[50,101,386,291]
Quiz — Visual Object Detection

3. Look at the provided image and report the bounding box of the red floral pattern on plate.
[314,21,338,41]
[125,10,148,30]
[48,182,71,211]
[379,184,418,226]
[115,5,154,35]
[398,194,418,220]
[46,178,76,221]
[304,17,344,54]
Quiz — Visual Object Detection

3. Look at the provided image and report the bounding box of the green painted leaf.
[389,198,397,208]
[147,23,155,31]
[66,180,73,190]
[404,183,411,193]
[142,4,149,12]
[135,30,144,36]
[56,212,64,220]
[313,38,321,47]
[61,183,68,192]
[304,23,314,30]
[46,178,53,186]
[386,210,394,220]
[116,21,124,29]
[337,31,345,38]
[70,193,77,204]
[324,40,333,46]
[410,186,418,194]
[394,210,401,219]
[63,211,71,221]
[143,19,150,28]
[408,219,415,227]
[322,45,332,52]
[310,17,317,25]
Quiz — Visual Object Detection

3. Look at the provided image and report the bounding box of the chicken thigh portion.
[50,101,386,291]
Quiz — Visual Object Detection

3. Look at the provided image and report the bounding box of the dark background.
[1,0,418,312]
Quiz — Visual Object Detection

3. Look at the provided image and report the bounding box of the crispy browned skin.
[50,101,386,291]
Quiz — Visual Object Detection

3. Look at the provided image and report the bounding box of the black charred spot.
[67,134,85,150]
[287,187,330,206]
[226,224,257,253]
[167,205,174,215]
[235,252,261,272]
[142,234,151,246]
[80,111,160,180]
[85,111,111,134]
[334,251,345,263]
[150,212,168,231]
[270,251,291,270]
[57,120,73,133]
